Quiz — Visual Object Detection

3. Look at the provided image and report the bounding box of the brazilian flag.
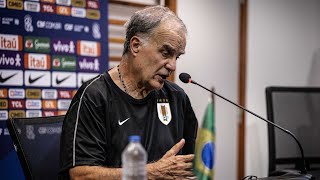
[193,99,215,180]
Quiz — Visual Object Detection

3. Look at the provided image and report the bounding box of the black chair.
[266,86,320,177]
[7,115,64,180]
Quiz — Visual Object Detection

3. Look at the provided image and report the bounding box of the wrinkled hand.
[147,139,195,180]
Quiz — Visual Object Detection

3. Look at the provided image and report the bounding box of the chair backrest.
[266,86,320,175]
[7,115,64,180]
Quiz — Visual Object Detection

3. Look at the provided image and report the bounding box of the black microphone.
[179,72,308,175]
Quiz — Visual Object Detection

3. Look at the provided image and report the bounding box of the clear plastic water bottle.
[122,135,147,180]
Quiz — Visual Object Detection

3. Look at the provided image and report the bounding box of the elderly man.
[59,5,198,179]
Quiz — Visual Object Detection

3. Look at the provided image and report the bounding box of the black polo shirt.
[59,72,198,178]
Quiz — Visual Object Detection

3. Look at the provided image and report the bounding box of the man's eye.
[162,51,169,57]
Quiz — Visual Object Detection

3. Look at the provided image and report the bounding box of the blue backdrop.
[0,1,109,179]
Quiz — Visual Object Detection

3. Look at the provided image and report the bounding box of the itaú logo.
[0,34,22,51]
[24,53,50,70]
[77,40,100,57]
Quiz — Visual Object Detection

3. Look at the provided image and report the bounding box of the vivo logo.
[52,39,75,54]
[78,57,99,72]
[0,51,22,68]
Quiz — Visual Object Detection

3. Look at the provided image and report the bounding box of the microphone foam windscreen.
[179,73,191,83]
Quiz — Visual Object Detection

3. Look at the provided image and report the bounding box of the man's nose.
[166,58,176,71]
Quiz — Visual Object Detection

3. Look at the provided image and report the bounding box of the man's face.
[135,20,186,91]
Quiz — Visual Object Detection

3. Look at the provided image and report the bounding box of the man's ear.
[130,36,141,56]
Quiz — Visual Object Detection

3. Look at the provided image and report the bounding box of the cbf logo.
[157,98,172,125]
[24,15,34,32]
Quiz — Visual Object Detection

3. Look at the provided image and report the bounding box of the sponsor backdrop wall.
[0,0,109,179]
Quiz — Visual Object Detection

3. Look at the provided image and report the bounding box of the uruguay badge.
[157,98,172,125]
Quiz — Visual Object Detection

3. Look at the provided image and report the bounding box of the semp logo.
[24,53,51,70]
[0,99,8,109]
[9,99,25,109]
[56,0,71,6]
[0,70,23,86]
[24,1,40,12]
[24,70,51,87]
[42,100,57,109]
[42,89,57,99]
[24,36,50,53]
[77,57,100,72]
[26,89,41,99]
[8,88,25,99]
[26,110,42,118]
[0,0,6,8]
[58,99,71,110]
[52,39,75,54]
[51,71,76,88]
[9,110,25,118]
[71,7,86,18]
[0,51,23,69]
[52,55,76,71]
[0,111,8,120]
[0,33,22,51]
[77,72,99,88]
[7,0,23,10]
[87,1,99,9]
[42,110,57,117]
[58,90,72,99]
[26,99,41,109]
[41,3,56,14]
[77,40,100,57]
[86,9,100,20]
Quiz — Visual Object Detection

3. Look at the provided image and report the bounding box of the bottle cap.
[129,135,140,142]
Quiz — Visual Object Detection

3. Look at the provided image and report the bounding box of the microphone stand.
[190,80,308,175]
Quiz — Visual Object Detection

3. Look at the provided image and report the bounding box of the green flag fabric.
[193,99,215,180]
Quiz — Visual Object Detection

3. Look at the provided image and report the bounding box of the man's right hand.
[147,139,195,180]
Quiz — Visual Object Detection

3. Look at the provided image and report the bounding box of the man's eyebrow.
[162,44,175,53]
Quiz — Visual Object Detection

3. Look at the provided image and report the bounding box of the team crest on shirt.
[157,98,172,125]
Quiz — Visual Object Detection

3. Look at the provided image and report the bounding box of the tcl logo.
[41,4,55,13]
[9,100,25,109]
[42,111,57,117]
[77,40,100,57]
[58,90,72,99]
[0,34,22,51]
[24,53,51,70]
[87,1,99,9]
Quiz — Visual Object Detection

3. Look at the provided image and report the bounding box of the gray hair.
[122,5,187,55]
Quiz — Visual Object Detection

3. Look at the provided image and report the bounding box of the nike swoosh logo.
[0,72,18,83]
[118,118,130,126]
[28,74,45,84]
[56,75,71,84]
